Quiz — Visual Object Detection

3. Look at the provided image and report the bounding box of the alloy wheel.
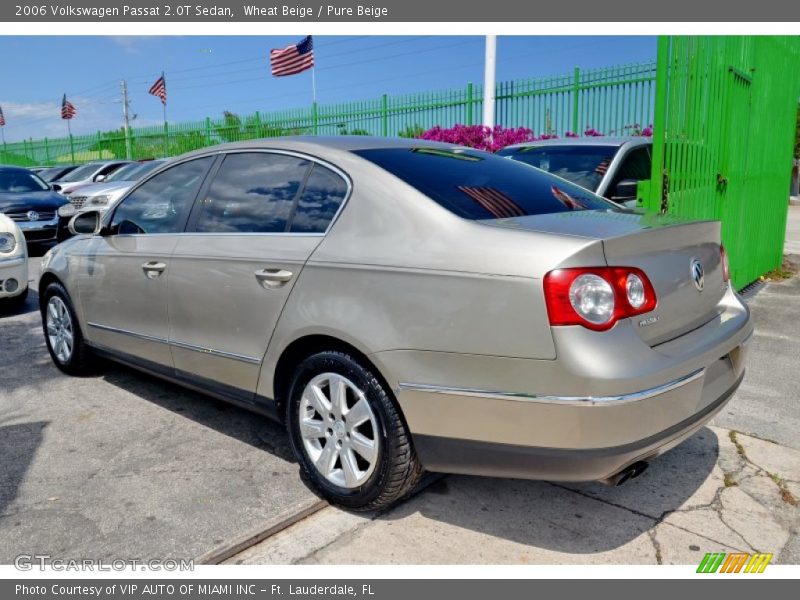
[46,296,74,364]
[298,372,380,489]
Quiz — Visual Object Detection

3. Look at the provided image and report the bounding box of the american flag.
[148,73,167,105]
[551,185,587,211]
[61,94,77,120]
[0,106,5,127]
[270,36,314,77]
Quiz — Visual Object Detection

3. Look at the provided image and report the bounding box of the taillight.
[720,245,730,283]
[543,267,657,331]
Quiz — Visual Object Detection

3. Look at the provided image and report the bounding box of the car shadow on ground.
[0,421,47,516]
[373,428,719,556]
[98,365,296,463]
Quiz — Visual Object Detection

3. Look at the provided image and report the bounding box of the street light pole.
[483,35,497,131]
[121,80,132,160]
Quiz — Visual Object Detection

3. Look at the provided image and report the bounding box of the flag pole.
[67,118,75,164]
[162,71,168,157]
[311,67,317,104]
[483,35,497,131]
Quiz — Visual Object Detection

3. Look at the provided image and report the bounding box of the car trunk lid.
[481,209,727,345]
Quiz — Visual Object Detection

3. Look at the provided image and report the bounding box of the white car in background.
[58,160,169,221]
[0,213,29,310]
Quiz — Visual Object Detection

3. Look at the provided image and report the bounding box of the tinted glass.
[355,147,615,220]
[58,163,102,182]
[107,161,165,183]
[0,169,49,193]
[608,146,652,189]
[39,166,74,182]
[110,157,213,235]
[289,165,348,233]
[194,153,311,233]
[499,145,620,192]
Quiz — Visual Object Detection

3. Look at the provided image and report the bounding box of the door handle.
[142,261,167,279]
[255,268,293,288]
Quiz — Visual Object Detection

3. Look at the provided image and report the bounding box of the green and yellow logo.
[697,552,773,573]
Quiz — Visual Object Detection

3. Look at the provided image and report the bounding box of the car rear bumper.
[384,285,752,482]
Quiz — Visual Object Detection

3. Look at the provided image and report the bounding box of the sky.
[0,36,656,143]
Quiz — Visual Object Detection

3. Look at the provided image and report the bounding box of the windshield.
[58,163,103,182]
[106,161,164,183]
[354,147,615,220]
[499,145,621,192]
[0,169,50,193]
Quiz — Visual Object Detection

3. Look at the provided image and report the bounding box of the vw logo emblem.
[26,210,39,222]
[690,258,704,292]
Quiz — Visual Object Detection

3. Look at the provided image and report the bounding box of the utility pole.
[121,80,132,160]
[483,35,497,130]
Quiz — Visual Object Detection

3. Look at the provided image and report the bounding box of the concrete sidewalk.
[229,204,800,566]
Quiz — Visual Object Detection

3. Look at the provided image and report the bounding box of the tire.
[41,281,98,375]
[286,350,423,511]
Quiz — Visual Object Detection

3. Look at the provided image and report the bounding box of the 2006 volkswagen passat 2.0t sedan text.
[39,137,753,510]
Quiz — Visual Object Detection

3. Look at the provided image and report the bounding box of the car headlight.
[88,195,111,207]
[0,232,17,254]
[58,203,77,218]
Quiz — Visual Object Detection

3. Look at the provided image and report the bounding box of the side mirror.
[611,179,638,201]
[52,183,62,192]
[94,174,106,183]
[68,210,103,236]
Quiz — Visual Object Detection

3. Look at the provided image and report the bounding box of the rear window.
[0,169,49,193]
[354,147,614,220]
[498,144,620,192]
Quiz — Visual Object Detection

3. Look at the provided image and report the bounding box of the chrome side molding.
[398,368,706,406]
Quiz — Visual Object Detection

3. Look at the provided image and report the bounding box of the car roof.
[178,135,477,159]
[0,165,39,173]
[502,136,652,151]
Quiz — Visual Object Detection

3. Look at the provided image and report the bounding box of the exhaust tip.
[603,461,650,487]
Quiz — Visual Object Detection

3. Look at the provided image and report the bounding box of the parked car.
[0,166,69,244]
[39,137,752,510]
[498,137,652,207]
[61,159,169,217]
[37,165,80,183]
[0,213,28,309]
[50,160,132,195]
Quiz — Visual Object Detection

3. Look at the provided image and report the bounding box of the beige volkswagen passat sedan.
[39,137,752,510]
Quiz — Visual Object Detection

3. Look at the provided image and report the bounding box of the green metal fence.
[0,61,656,167]
[642,36,800,288]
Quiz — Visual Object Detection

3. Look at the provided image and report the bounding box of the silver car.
[39,137,752,510]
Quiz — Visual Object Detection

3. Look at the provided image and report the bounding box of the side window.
[193,153,311,233]
[610,146,652,188]
[289,164,348,233]
[110,157,213,235]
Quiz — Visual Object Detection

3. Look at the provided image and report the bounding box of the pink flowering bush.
[417,122,653,153]
[419,125,541,153]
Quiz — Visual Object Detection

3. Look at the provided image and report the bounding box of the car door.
[74,156,215,369]
[602,145,652,203]
[167,151,349,402]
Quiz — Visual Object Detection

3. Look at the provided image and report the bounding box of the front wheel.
[286,351,422,511]
[41,282,98,375]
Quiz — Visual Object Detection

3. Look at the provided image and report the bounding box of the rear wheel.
[286,351,422,511]
[41,282,98,375]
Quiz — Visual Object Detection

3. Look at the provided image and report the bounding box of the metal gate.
[642,36,800,288]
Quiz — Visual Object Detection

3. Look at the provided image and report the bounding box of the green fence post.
[163,121,169,157]
[97,131,102,160]
[44,138,50,164]
[312,101,319,135]
[254,110,262,138]
[381,94,388,137]
[69,133,75,164]
[467,82,474,125]
[205,117,212,145]
[572,66,580,133]
[648,36,671,212]
[22,139,28,163]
